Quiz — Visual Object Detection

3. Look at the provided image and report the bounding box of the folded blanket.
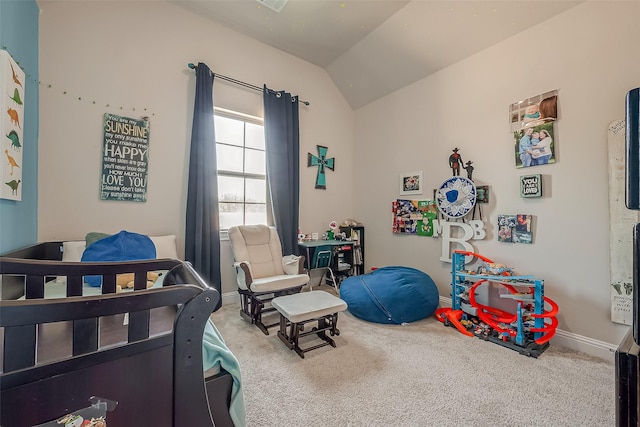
[203,320,246,427]
[81,230,156,287]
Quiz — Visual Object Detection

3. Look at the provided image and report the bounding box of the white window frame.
[214,107,271,240]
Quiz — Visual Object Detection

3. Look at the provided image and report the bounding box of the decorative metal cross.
[307,145,335,189]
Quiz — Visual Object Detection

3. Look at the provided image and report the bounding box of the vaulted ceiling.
[172,0,582,109]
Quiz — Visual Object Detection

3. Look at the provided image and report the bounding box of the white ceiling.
[172,0,582,109]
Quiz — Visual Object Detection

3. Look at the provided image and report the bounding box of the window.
[215,108,268,231]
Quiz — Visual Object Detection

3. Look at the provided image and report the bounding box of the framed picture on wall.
[400,171,423,195]
[511,90,558,169]
[476,185,489,203]
[510,89,558,132]
[513,122,556,169]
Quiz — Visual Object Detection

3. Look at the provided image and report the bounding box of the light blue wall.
[0,0,39,253]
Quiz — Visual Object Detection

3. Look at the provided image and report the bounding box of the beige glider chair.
[228,224,309,335]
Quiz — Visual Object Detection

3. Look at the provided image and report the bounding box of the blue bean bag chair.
[339,266,439,324]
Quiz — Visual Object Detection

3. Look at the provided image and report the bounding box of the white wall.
[37,1,354,294]
[354,1,640,348]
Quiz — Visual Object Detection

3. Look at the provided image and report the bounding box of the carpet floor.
[211,294,615,427]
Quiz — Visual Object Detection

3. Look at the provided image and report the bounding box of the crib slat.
[25,275,44,299]
[72,318,99,355]
[128,310,150,342]
[66,275,83,297]
[102,274,117,294]
[3,325,36,372]
[134,271,148,290]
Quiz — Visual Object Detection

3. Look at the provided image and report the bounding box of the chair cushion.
[244,273,309,293]
[272,291,347,323]
[229,225,285,278]
[339,266,439,324]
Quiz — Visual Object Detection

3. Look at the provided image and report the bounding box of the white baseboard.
[216,292,616,361]
[438,296,616,362]
[221,290,240,306]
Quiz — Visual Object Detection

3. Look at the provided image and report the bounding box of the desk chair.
[228,225,309,335]
[309,247,339,293]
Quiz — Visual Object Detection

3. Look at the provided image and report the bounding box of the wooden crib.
[0,242,235,427]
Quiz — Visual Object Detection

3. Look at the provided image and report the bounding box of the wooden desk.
[298,240,355,273]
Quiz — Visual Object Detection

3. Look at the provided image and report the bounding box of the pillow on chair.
[282,255,301,275]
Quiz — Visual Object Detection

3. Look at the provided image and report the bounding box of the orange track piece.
[435,307,474,337]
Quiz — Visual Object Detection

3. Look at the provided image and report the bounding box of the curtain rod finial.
[188,63,196,70]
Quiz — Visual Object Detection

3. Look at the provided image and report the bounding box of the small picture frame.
[520,174,542,198]
[400,171,423,195]
[476,185,490,203]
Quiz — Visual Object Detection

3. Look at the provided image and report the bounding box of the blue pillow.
[81,230,156,287]
[339,266,439,324]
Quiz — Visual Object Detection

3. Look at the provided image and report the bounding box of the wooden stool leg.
[330,313,341,336]
[315,317,336,348]
[291,321,305,358]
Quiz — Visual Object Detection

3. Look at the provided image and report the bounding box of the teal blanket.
[203,319,245,426]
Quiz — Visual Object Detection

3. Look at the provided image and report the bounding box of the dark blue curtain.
[263,86,300,256]
[186,62,221,310]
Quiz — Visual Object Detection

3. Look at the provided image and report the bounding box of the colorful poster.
[510,90,558,169]
[392,199,437,235]
[1,50,24,201]
[100,113,150,202]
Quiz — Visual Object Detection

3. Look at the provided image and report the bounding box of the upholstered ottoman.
[271,291,347,358]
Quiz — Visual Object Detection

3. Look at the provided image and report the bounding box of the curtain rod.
[187,63,310,106]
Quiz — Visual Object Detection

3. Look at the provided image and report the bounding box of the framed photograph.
[498,214,534,244]
[510,89,558,132]
[476,185,489,203]
[400,171,423,195]
[514,122,556,169]
[511,90,558,169]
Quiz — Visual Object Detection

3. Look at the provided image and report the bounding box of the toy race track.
[437,250,558,358]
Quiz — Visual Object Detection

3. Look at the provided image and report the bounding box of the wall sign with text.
[100,113,150,202]
[520,174,542,198]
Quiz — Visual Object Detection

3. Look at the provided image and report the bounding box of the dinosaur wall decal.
[10,62,23,88]
[9,88,22,106]
[2,50,25,201]
[7,108,20,129]
[6,130,21,151]
[5,149,20,176]
[5,179,20,195]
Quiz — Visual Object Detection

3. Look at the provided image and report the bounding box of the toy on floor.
[436,250,558,357]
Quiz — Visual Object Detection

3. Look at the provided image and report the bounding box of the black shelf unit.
[340,226,364,275]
